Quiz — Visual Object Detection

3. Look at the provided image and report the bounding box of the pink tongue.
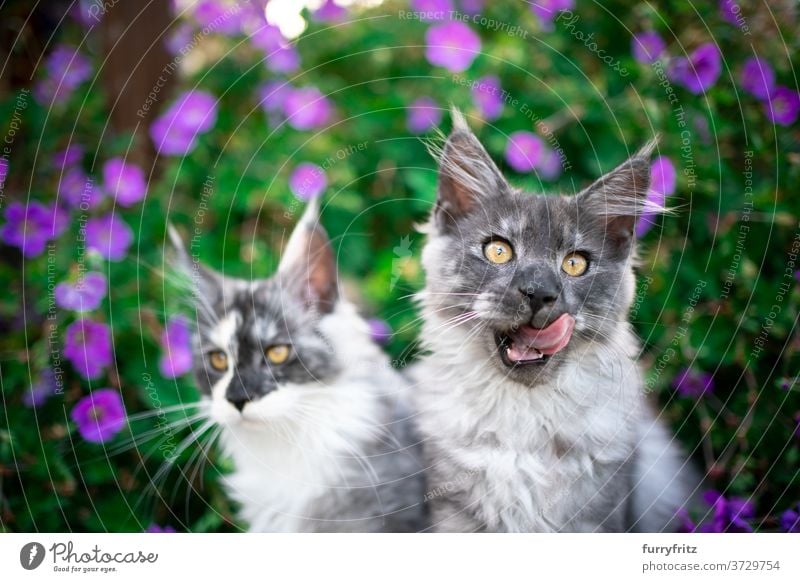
[505,313,575,362]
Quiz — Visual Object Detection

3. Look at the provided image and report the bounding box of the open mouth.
[495,313,576,367]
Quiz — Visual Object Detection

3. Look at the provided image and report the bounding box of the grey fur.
[412,112,696,532]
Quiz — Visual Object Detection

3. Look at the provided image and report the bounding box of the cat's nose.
[226,375,276,412]
[227,397,248,412]
[225,378,255,412]
[517,269,562,313]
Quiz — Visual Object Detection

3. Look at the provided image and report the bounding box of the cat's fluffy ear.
[578,139,659,249]
[166,223,224,306]
[278,198,338,313]
[432,108,509,230]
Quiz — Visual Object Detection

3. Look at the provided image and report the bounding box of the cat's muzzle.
[494,313,575,367]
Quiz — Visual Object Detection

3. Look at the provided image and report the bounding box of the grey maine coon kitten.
[411,111,697,532]
[169,200,427,532]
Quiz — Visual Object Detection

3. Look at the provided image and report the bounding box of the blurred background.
[0,0,798,532]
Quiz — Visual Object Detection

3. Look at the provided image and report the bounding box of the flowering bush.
[0,0,798,532]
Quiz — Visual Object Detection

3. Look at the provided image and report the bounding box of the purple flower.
[71,0,104,28]
[192,0,243,35]
[146,524,177,533]
[505,131,544,173]
[636,201,664,238]
[289,163,327,201]
[46,203,70,239]
[150,116,198,156]
[669,43,722,94]
[407,97,443,134]
[71,389,126,443]
[151,91,218,156]
[700,490,754,533]
[23,368,59,408]
[159,316,193,378]
[47,44,92,87]
[258,81,294,127]
[367,318,392,345]
[631,31,666,64]
[424,21,481,73]
[165,22,195,56]
[538,148,562,181]
[267,46,301,74]
[53,144,84,169]
[459,0,484,15]
[637,156,676,237]
[411,0,452,20]
[64,319,112,380]
[103,158,147,207]
[679,491,754,533]
[472,75,503,121]
[313,0,347,22]
[250,25,301,73]
[283,87,332,131]
[531,0,574,31]
[781,504,800,533]
[1,201,52,257]
[740,57,775,101]
[259,81,293,113]
[673,368,714,398]
[764,86,800,126]
[55,271,107,312]
[59,167,102,209]
[0,157,8,190]
[650,155,677,197]
[249,24,284,52]
[171,90,218,133]
[719,0,743,25]
[86,214,134,261]
[34,45,92,105]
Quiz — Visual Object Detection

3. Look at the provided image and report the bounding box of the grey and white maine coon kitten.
[412,111,697,532]
[169,200,426,532]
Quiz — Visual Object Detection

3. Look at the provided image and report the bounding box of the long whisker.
[130,419,216,516]
[109,412,208,457]
[390,302,475,335]
[182,426,225,524]
[124,402,205,424]
[398,291,480,301]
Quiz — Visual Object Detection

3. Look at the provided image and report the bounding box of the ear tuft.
[278,201,338,313]
[431,108,508,230]
[165,223,224,311]
[579,139,660,249]
[167,223,190,268]
[449,105,469,134]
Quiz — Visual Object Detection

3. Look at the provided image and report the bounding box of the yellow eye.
[562,252,589,277]
[266,344,291,365]
[483,240,513,264]
[208,351,228,371]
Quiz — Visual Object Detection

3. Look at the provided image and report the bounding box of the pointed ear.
[577,139,658,250]
[432,108,509,230]
[278,199,338,313]
[167,223,224,307]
